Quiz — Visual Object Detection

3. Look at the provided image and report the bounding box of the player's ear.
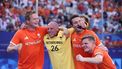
[86,22,89,27]
[85,22,90,29]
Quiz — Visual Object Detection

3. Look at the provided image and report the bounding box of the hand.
[76,54,84,62]
[59,26,69,35]
[7,43,22,52]
[14,44,22,51]
[20,23,27,29]
[59,26,66,30]
[99,45,108,52]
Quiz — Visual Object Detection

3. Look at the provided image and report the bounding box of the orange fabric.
[71,29,101,69]
[52,8,58,15]
[66,0,72,3]
[31,0,36,4]
[87,0,94,3]
[11,27,47,69]
[38,7,45,16]
[11,7,19,15]
[44,9,50,17]
[93,47,116,69]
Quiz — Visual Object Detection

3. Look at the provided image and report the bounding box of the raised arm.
[59,26,74,36]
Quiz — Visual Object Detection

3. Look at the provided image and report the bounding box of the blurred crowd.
[0,0,122,34]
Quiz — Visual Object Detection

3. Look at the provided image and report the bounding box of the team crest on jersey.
[73,38,76,41]
[24,36,29,40]
[37,33,41,38]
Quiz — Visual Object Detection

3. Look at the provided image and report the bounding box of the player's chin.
[76,28,82,32]
[49,34,54,38]
[34,24,39,27]
[84,49,89,53]
[77,26,82,29]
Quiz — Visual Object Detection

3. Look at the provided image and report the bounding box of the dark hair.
[25,11,36,21]
[69,15,79,25]
[81,35,95,42]
[80,16,89,23]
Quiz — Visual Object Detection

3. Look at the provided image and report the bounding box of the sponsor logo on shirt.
[73,38,76,41]
[73,44,82,48]
[25,40,42,46]
[24,36,29,40]
[37,33,41,38]
[46,41,63,44]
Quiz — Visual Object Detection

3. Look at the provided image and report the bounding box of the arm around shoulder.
[98,44,108,52]
[76,54,103,64]
[7,43,22,52]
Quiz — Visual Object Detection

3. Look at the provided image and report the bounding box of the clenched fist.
[76,54,84,62]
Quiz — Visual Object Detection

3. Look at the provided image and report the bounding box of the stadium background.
[0,0,122,69]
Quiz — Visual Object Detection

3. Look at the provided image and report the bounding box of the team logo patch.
[24,36,29,40]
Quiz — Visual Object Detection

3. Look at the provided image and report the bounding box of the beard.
[31,23,39,28]
[48,33,55,38]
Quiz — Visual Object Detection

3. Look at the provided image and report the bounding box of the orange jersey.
[93,47,116,69]
[10,27,47,69]
[71,29,101,69]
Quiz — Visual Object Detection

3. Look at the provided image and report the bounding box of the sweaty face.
[48,22,59,38]
[82,39,94,53]
[30,13,39,28]
[72,17,86,32]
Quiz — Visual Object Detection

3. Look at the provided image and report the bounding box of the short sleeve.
[93,47,103,57]
[87,30,102,46]
[38,26,48,35]
[10,30,22,45]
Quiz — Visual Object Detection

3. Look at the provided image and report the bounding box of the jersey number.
[51,45,59,51]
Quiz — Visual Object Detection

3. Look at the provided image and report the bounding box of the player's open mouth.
[77,25,82,29]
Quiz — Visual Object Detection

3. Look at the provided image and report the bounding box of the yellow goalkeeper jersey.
[44,30,74,69]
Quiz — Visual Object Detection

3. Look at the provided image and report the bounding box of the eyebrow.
[32,18,39,19]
